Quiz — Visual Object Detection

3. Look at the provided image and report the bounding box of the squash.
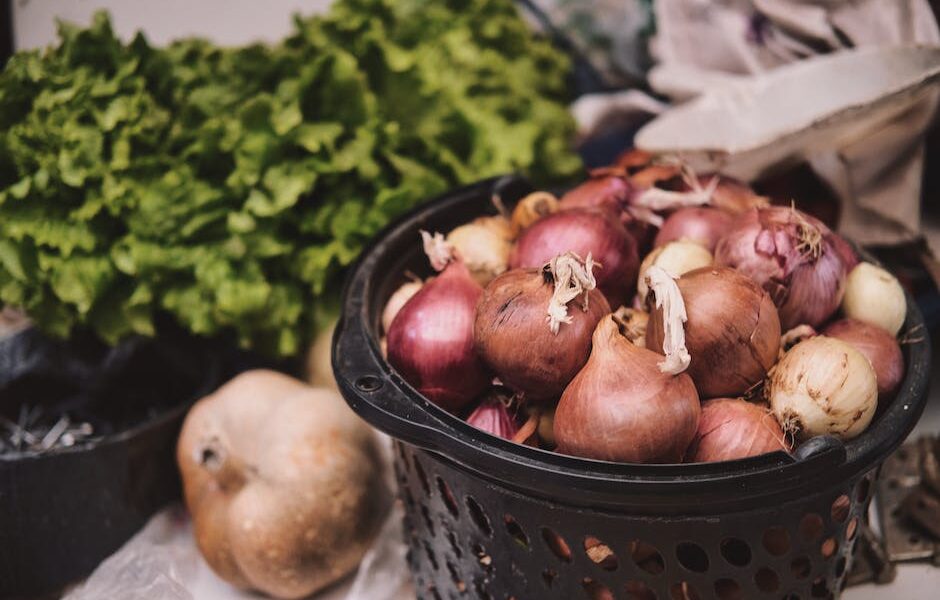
[177,370,388,599]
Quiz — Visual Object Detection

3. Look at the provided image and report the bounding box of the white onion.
[447,217,512,286]
[768,336,877,441]
[841,262,906,335]
[636,240,713,299]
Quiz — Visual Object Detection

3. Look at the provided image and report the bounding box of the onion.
[842,262,906,335]
[768,336,877,440]
[387,233,489,412]
[714,206,847,329]
[636,240,713,300]
[510,192,559,236]
[830,233,860,272]
[536,405,556,447]
[686,398,790,463]
[558,169,632,212]
[779,324,817,358]
[654,207,734,252]
[382,279,423,333]
[466,391,520,440]
[824,318,904,398]
[628,162,767,214]
[612,306,648,348]
[646,267,781,398]
[475,253,611,401]
[447,217,512,286]
[554,315,701,463]
[614,148,655,172]
[510,208,639,308]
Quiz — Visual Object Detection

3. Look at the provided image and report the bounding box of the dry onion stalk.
[645,266,690,375]
[636,240,713,299]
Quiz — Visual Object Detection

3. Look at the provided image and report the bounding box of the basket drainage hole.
[830,494,850,523]
[713,578,743,600]
[790,556,811,579]
[821,537,838,559]
[542,527,572,562]
[436,476,459,517]
[719,537,751,567]
[424,541,439,571]
[584,536,618,571]
[676,542,709,573]
[582,578,614,600]
[754,567,780,592]
[846,517,858,541]
[762,526,791,556]
[631,539,665,575]
[542,569,558,588]
[446,561,466,593]
[856,477,871,503]
[799,513,824,542]
[413,457,431,496]
[504,514,529,549]
[835,556,847,577]
[474,578,493,600]
[429,585,443,600]
[420,504,435,536]
[447,529,462,558]
[465,496,492,537]
[670,581,701,600]
[355,375,383,392]
[625,579,657,600]
[472,543,493,571]
[811,576,829,598]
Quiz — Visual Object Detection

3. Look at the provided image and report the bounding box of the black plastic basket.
[333,175,932,600]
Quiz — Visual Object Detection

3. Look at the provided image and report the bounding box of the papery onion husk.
[768,336,877,441]
[447,217,512,286]
[628,163,768,215]
[823,318,904,399]
[686,398,790,463]
[387,259,489,412]
[714,206,847,329]
[510,208,639,308]
[474,259,611,401]
[382,279,423,333]
[646,267,781,398]
[841,262,906,336]
[510,192,559,237]
[466,390,520,440]
[554,315,701,463]
[654,207,734,252]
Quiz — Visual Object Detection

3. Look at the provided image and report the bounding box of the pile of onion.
[554,315,701,463]
[714,206,848,329]
[646,266,781,398]
[509,208,639,308]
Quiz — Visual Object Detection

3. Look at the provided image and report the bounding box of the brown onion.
[554,316,700,463]
[466,392,520,440]
[510,208,639,308]
[654,207,734,252]
[686,398,790,463]
[823,318,904,398]
[714,206,846,329]
[559,169,632,212]
[387,258,489,412]
[628,162,767,215]
[646,267,781,398]
[475,256,611,401]
[510,192,559,236]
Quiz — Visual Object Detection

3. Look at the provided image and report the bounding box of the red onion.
[686,398,790,463]
[387,256,489,412]
[654,207,734,252]
[559,169,632,212]
[466,393,520,440]
[510,208,639,308]
[830,232,860,272]
[475,254,611,401]
[714,206,847,329]
[554,315,700,463]
[823,318,904,399]
[646,267,781,398]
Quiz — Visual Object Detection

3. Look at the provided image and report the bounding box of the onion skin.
[824,318,904,398]
[654,207,734,252]
[768,336,877,440]
[510,208,639,308]
[474,268,610,401]
[555,316,700,463]
[646,267,781,398]
[466,395,520,440]
[387,261,489,412]
[686,398,789,463]
[714,207,846,329]
[559,172,632,212]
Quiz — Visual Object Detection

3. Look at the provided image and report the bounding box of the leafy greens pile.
[0,0,580,356]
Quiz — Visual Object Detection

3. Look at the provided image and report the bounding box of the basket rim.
[333,175,932,508]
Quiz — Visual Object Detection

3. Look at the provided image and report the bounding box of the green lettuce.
[0,1,581,356]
